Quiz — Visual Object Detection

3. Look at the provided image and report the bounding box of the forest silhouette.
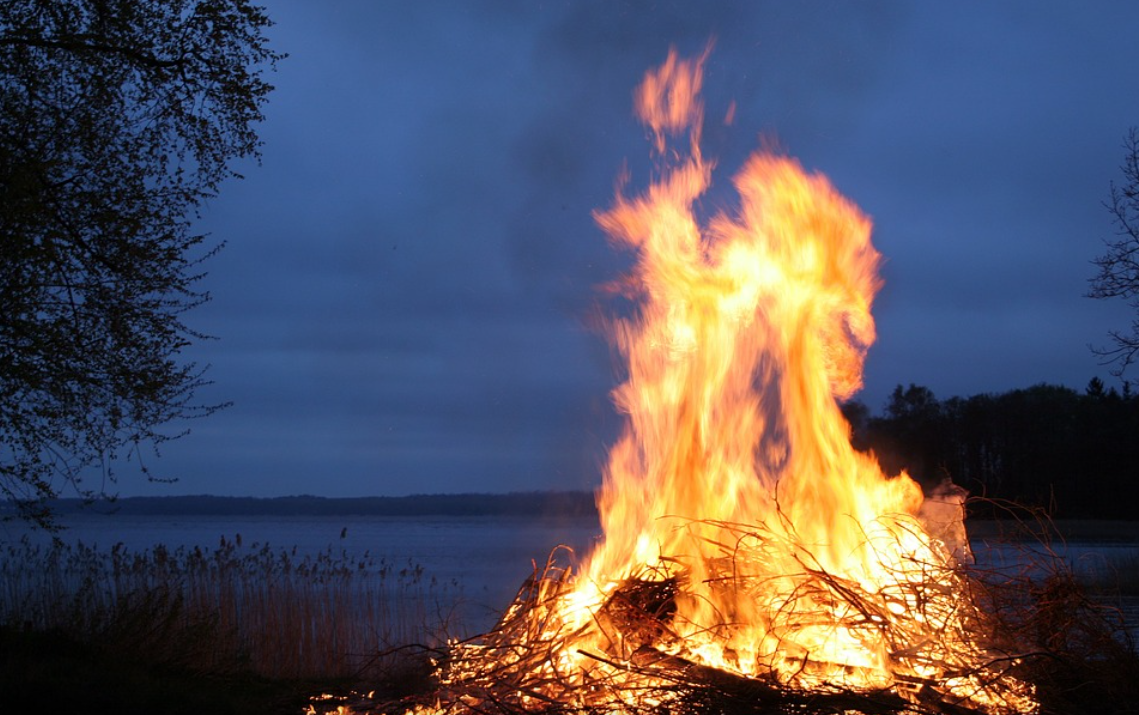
[845,380,1139,520]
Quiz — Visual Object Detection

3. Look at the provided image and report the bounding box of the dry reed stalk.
[0,535,460,679]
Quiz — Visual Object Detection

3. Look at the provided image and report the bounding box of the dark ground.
[0,626,350,715]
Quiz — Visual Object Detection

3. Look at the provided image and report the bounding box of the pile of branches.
[319,512,1139,715]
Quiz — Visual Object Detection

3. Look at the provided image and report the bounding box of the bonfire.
[357,49,1040,715]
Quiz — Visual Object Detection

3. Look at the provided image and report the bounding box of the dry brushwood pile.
[313,523,1058,715]
[415,522,1036,715]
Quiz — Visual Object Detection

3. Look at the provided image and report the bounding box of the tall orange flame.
[426,49,1036,715]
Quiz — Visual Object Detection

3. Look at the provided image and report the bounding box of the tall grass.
[0,535,463,680]
[1065,549,1139,595]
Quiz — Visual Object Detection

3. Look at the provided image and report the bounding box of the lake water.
[0,512,603,632]
[5,513,1138,634]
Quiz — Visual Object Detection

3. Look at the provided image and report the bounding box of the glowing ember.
[424,49,1036,715]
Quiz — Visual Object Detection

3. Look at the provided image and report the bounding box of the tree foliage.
[853,381,1139,519]
[0,0,282,528]
[1089,127,1139,380]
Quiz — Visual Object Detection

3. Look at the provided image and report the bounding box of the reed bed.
[0,535,462,680]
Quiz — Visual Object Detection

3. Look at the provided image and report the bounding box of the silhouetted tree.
[987,384,1082,511]
[938,393,1002,498]
[869,384,945,484]
[0,0,282,528]
[839,399,871,450]
[884,384,939,422]
[1089,127,1139,381]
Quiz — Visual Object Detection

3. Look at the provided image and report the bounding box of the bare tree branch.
[1089,127,1139,378]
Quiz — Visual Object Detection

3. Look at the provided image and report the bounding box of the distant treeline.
[844,379,1139,520]
[14,491,599,519]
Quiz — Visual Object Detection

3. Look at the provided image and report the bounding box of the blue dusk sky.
[119,1,1139,498]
